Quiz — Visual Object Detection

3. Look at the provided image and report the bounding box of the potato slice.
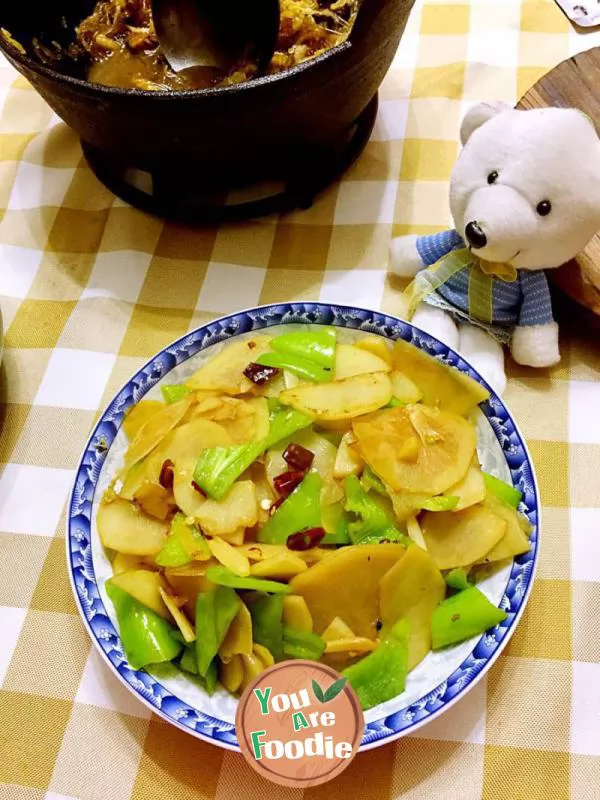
[321,477,344,507]
[334,344,390,380]
[207,536,251,576]
[196,480,258,537]
[247,464,275,526]
[187,396,269,444]
[181,398,226,428]
[250,553,308,580]
[240,652,264,692]
[333,432,364,479]
[119,461,150,502]
[315,419,353,434]
[289,543,406,639]
[476,496,531,564]
[391,371,423,404]
[236,542,330,565]
[444,465,486,511]
[123,400,165,441]
[98,498,168,555]
[220,654,244,693]
[354,405,476,495]
[159,588,195,642]
[325,637,377,654]
[173,456,206,518]
[282,595,313,632]
[406,516,426,549]
[220,602,253,659]
[379,544,446,670]
[354,336,393,368]
[321,616,356,641]
[249,397,270,441]
[109,569,171,619]
[321,616,377,669]
[219,528,246,546]
[254,371,286,399]
[388,489,431,521]
[421,506,507,569]
[185,336,272,395]
[392,339,489,415]
[253,643,275,668]
[280,372,392,421]
[164,562,217,621]
[283,370,301,389]
[112,552,152,574]
[123,395,193,472]
[133,484,175,520]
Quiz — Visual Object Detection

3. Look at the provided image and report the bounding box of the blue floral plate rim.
[66,301,540,752]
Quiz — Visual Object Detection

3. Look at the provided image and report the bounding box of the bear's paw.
[511,322,560,368]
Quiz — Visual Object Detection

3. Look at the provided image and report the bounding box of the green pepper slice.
[431,586,508,650]
[195,586,241,676]
[250,594,285,662]
[156,513,210,567]
[179,647,219,694]
[161,385,192,404]
[205,566,290,594]
[255,352,332,383]
[106,582,182,670]
[283,625,326,660]
[421,496,459,512]
[344,475,406,545]
[270,328,337,368]
[258,472,322,544]
[360,465,388,497]
[444,568,470,591]
[482,472,522,508]
[193,406,312,500]
[343,620,410,710]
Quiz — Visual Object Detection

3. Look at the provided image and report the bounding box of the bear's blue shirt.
[415,230,554,329]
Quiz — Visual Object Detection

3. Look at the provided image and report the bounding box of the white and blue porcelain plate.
[67,302,539,751]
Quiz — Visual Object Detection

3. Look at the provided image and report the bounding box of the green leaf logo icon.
[312,677,347,703]
[312,679,325,703]
[323,677,347,702]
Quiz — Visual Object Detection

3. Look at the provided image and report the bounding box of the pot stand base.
[81,94,378,223]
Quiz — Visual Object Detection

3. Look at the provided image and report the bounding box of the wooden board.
[518,49,600,325]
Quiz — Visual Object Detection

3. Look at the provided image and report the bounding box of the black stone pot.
[0,0,415,216]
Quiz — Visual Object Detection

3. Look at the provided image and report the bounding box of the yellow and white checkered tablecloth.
[1,1,600,798]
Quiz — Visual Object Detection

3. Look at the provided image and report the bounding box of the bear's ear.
[460,101,512,145]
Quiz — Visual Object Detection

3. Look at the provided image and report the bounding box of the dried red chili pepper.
[287,527,326,551]
[273,470,305,497]
[243,362,280,386]
[282,442,314,472]
[159,459,174,490]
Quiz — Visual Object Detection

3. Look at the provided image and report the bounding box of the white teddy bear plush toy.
[390,101,600,394]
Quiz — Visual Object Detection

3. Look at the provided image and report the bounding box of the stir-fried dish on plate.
[98,327,531,710]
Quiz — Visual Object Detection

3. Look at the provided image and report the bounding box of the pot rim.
[0,23,352,100]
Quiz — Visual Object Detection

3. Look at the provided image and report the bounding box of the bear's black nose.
[465,222,487,249]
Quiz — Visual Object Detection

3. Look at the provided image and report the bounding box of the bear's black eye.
[487,171,498,184]
[537,200,552,216]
